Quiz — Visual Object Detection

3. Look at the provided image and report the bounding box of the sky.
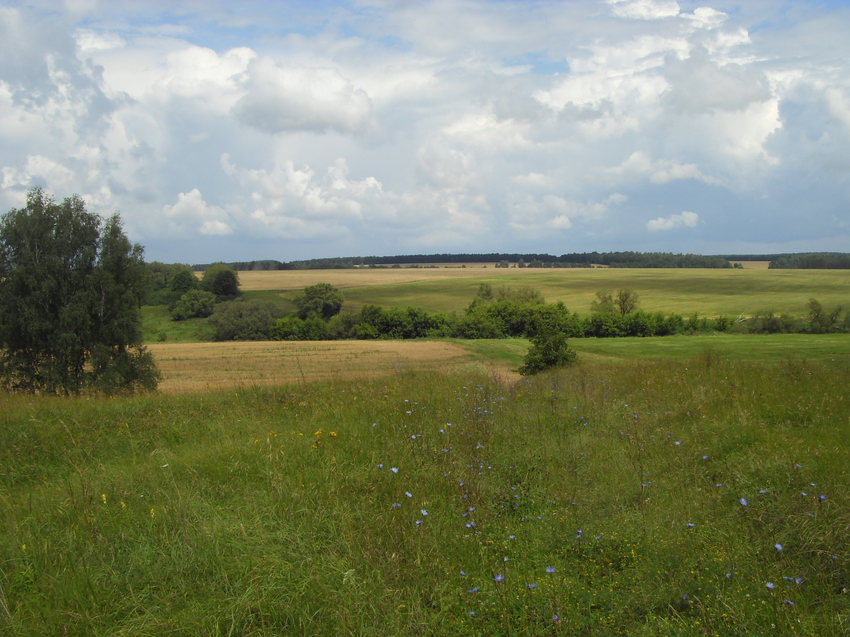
[1,0,849,264]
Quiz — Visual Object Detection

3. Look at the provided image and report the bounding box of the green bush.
[519,329,578,375]
[171,289,216,321]
[209,299,280,341]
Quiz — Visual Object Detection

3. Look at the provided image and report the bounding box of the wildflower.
[392,503,401,508]
[150,508,155,518]
[460,571,466,576]
[468,587,479,593]
[405,491,412,498]
[686,523,695,528]
[493,574,504,582]
[416,520,423,526]
[766,582,775,590]
[552,615,559,621]
[774,543,783,551]
[509,535,515,540]
[391,467,398,473]
[101,493,107,505]
[421,509,428,516]
[819,494,827,501]
[329,431,337,437]
[546,566,556,573]
[784,600,796,606]
[740,498,748,506]
[378,464,383,469]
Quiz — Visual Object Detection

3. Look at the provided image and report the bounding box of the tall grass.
[1,357,848,635]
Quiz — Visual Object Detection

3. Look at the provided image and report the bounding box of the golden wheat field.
[147,340,509,393]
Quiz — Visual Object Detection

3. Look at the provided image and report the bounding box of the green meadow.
[2,356,848,635]
[3,267,850,635]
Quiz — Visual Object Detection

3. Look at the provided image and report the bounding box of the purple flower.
[421,509,428,516]
[468,587,479,594]
[390,467,398,473]
[766,582,775,590]
[686,523,695,528]
[740,498,748,506]
[774,543,783,551]
[526,583,536,589]
[493,574,504,582]
[405,491,412,498]
[546,566,556,573]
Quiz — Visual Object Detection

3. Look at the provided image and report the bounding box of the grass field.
[233,268,849,318]
[2,356,848,635]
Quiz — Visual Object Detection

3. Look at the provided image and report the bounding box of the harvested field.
[147,340,510,393]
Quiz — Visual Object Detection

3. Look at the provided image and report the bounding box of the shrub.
[519,330,578,375]
[209,299,280,341]
[171,289,216,321]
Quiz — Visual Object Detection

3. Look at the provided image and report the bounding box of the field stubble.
[146,340,510,392]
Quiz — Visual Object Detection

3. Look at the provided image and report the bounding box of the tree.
[519,329,577,375]
[0,188,159,393]
[170,268,198,295]
[201,263,240,300]
[293,283,344,320]
[615,288,640,315]
[590,290,615,313]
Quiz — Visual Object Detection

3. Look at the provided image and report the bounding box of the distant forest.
[193,251,850,271]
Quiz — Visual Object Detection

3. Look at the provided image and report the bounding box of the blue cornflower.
[784,600,795,606]
[774,543,783,551]
[740,498,748,506]
[686,523,695,528]
[766,582,775,590]
[526,583,536,589]
[468,587,479,593]
[405,491,412,498]
[377,464,383,469]
[509,535,515,540]
[552,615,559,621]
[819,494,827,501]
[416,520,422,525]
[460,570,466,576]
[391,467,398,473]
[493,574,504,582]
[546,566,556,573]
[392,503,401,508]
[421,509,428,516]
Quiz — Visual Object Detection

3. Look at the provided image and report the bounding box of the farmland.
[232,267,850,317]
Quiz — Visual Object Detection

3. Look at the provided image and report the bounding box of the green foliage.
[270,316,328,341]
[201,263,240,300]
[170,268,197,295]
[208,299,281,341]
[0,188,159,394]
[293,282,344,320]
[171,289,216,321]
[518,329,578,374]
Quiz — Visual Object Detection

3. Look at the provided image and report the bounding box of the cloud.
[608,0,680,21]
[163,189,233,235]
[647,210,699,231]
[663,46,771,114]
[232,57,372,134]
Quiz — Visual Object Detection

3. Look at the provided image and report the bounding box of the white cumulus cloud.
[647,211,699,231]
[232,57,372,134]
